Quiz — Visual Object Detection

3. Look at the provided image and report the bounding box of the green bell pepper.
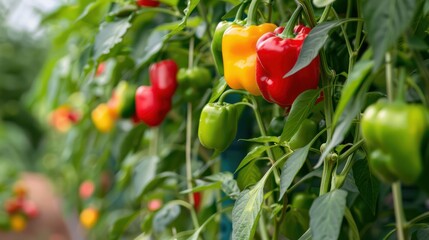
[289,119,318,150]
[198,103,238,152]
[211,21,233,76]
[177,67,212,101]
[361,100,429,184]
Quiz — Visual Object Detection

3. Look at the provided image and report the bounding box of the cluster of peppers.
[199,3,320,152]
[3,183,39,232]
[211,4,320,109]
[91,59,178,132]
[361,100,429,185]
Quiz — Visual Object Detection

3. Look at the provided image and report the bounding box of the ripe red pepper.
[136,0,160,7]
[150,60,178,99]
[135,86,172,127]
[256,25,320,108]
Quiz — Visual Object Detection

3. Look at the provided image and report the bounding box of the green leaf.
[165,0,201,39]
[186,213,218,240]
[363,0,417,70]
[298,229,312,240]
[232,183,264,240]
[222,178,241,199]
[309,189,348,240]
[155,17,202,31]
[209,77,227,103]
[108,210,139,240]
[221,3,242,20]
[352,158,379,215]
[131,154,160,200]
[136,30,168,68]
[313,0,336,8]
[316,63,372,168]
[280,89,321,142]
[235,145,272,173]
[181,181,222,194]
[239,136,279,144]
[153,203,181,233]
[93,16,132,60]
[279,145,311,200]
[118,124,146,162]
[413,227,429,239]
[332,60,374,127]
[237,161,262,190]
[285,20,352,77]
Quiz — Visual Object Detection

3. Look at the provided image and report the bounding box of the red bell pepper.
[135,86,172,127]
[136,0,160,7]
[256,25,320,108]
[150,60,178,99]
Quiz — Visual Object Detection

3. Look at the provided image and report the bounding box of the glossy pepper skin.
[256,25,320,108]
[361,101,429,184]
[198,103,238,152]
[289,119,318,150]
[177,67,212,101]
[135,86,172,127]
[150,60,178,99]
[92,103,117,132]
[222,23,277,95]
[211,21,233,76]
[136,0,159,7]
[108,81,136,118]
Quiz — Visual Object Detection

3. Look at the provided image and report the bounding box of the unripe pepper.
[256,25,320,108]
[177,67,212,101]
[150,59,178,99]
[222,23,277,95]
[361,101,429,184]
[91,103,117,133]
[108,81,136,118]
[211,21,233,76]
[135,86,172,127]
[289,119,318,150]
[198,103,238,152]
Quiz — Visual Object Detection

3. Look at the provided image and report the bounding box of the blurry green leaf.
[165,0,200,39]
[136,30,168,68]
[235,145,273,173]
[93,16,132,60]
[160,0,179,6]
[108,210,139,240]
[222,178,240,199]
[155,17,202,31]
[153,203,181,233]
[131,154,160,200]
[363,0,417,70]
[353,159,379,215]
[239,136,279,144]
[118,124,146,162]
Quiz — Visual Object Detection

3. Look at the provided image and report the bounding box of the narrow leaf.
[235,145,272,173]
[363,0,417,70]
[332,60,373,127]
[209,77,227,103]
[165,0,200,39]
[310,189,348,240]
[279,145,311,200]
[285,20,352,77]
[280,89,321,142]
[239,136,279,144]
[132,155,159,200]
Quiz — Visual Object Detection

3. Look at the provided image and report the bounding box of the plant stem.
[318,4,332,23]
[319,158,334,195]
[186,103,195,206]
[258,214,270,240]
[218,89,249,104]
[247,0,260,26]
[339,139,364,162]
[385,52,393,102]
[249,96,281,185]
[392,182,408,240]
[267,0,273,22]
[297,0,317,27]
[280,5,302,39]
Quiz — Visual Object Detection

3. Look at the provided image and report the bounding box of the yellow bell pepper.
[222,23,277,95]
[91,103,117,133]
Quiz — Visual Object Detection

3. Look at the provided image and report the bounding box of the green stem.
[188,37,194,69]
[318,4,332,23]
[344,207,361,240]
[333,9,353,57]
[339,139,364,162]
[267,0,273,22]
[385,52,394,102]
[319,158,334,195]
[258,215,270,240]
[236,0,248,21]
[408,212,429,225]
[249,96,281,185]
[392,182,408,240]
[321,50,334,142]
[218,89,249,104]
[186,103,195,206]
[297,0,317,27]
[276,0,287,22]
[280,5,302,39]
[247,0,260,26]
[168,200,200,229]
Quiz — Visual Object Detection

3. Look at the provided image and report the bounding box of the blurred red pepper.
[135,86,172,127]
[150,59,178,99]
[49,105,80,132]
[136,0,160,7]
[256,25,320,108]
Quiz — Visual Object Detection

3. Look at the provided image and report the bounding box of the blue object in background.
[219,94,253,240]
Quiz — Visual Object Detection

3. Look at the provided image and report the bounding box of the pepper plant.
[27,0,429,239]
